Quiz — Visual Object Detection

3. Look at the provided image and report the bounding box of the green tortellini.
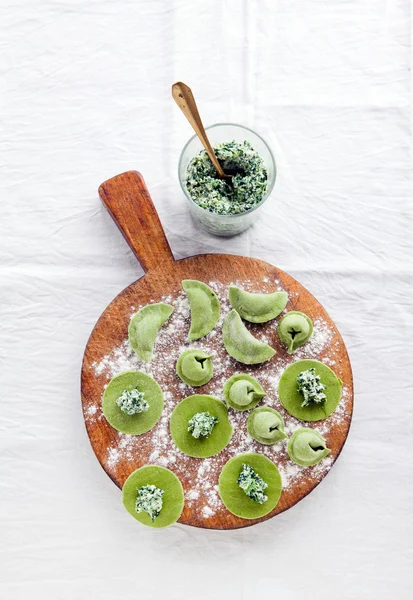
[287,428,331,467]
[278,359,342,421]
[176,349,213,387]
[229,286,288,323]
[128,303,174,362]
[182,280,220,340]
[170,395,233,458]
[122,465,184,528]
[222,309,275,365]
[247,407,287,445]
[277,311,313,354]
[223,374,265,411]
[102,371,164,435]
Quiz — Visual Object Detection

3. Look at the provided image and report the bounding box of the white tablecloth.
[1,1,412,598]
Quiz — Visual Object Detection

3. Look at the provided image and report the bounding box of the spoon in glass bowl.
[172,82,232,180]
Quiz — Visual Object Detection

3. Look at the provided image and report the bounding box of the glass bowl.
[178,123,276,236]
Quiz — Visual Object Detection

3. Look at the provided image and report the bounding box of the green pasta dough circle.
[287,428,331,467]
[219,453,282,519]
[277,311,313,354]
[182,280,220,340]
[170,395,233,458]
[278,359,342,421]
[247,406,287,445]
[128,303,174,362]
[122,465,184,528]
[102,371,164,434]
[228,286,288,323]
[176,349,213,386]
[223,374,266,411]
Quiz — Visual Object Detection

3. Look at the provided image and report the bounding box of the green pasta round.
[122,466,184,528]
[170,395,233,458]
[278,359,342,421]
[219,453,282,519]
[102,371,164,434]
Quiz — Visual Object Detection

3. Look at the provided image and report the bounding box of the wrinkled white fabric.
[1,1,412,598]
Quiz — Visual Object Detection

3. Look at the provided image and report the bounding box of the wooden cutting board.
[81,170,353,530]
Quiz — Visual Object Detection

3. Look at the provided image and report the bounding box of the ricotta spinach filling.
[296,368,327,407]
[135,484,164,521]
[188,411,219,439]
[185,140,268,215]
[237,463,268,504]
[116,388,149,415]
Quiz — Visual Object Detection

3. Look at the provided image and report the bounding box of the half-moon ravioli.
[182,280,220,340]
[222,309,275,365]
[128,303,174,362]
[228,286,288,323]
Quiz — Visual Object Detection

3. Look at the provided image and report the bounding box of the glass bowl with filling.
[178,123,276,236]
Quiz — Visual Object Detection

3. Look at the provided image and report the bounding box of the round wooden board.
[81,171,353,530]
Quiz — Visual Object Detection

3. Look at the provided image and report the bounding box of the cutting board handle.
[98,171,174,272]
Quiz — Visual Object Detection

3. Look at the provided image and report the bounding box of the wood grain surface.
[81,171,353,530]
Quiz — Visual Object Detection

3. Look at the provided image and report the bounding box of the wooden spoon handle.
[98,171,174,273]
[172,81,226,179]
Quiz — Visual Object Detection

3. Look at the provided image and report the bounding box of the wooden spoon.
[172,81,232,179]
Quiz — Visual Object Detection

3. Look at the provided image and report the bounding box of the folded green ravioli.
[228,286,288,323]
[176,349,213,386]
[287,428,330,467]
[277,311,313,354]
[128,303,174,362]
[182,280,220,340]
[223,373,266,411]
[222,309,275,365]
[247,406,287,445]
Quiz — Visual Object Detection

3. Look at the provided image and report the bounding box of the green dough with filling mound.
[102,371,164,434]
[176,349,213,386]
[287,428,331,467]
[170,395,232,458]
[222,309,275,365]
[277,311,313,354]
[278,359,342,421]
[228,286,288,323]
[128,303,174,362]
[219,453,282,519]
[182,280,220,340]
[247,406,287,445]
[223,374,265,411]
[122,465,184,528]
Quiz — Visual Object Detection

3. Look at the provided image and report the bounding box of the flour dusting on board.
[87,280,351,521]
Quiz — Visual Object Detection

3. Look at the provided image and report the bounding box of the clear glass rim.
[178,122,276,220]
